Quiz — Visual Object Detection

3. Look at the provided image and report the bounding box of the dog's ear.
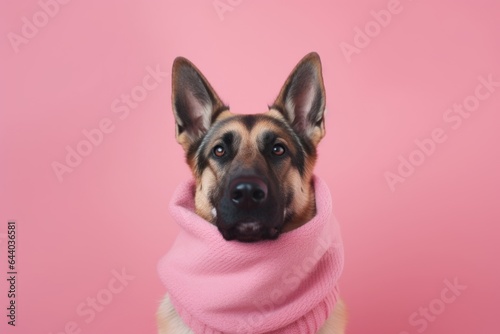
[172,57,226,151]
[272,52,326,145]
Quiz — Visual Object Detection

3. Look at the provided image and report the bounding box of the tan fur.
[194,167,217,221]
[281,168,315,232]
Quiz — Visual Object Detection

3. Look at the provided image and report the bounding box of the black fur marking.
[187,137,201,160]
[211,131,238,168]
[190,114,315,177]
[269,104,285,117]
[260,131,277,147]
[193,143,209,175]
[258,128,306,175]
[212,105,230,123]
[241,115,257,131]
[192,128,240,174]
[283,188,295,224]
[191,120,231,168]
[285,187,294,207]
[222,132,234,146]
[264,113,316,157]
[259,116,313,175]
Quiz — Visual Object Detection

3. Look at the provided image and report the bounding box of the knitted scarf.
[157,176,344,334]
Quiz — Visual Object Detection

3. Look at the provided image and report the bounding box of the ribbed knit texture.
[158,176,344,334]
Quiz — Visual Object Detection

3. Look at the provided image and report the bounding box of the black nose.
[230,177,268,208]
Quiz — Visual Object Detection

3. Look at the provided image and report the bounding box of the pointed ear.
[272,52,326,145]
[172,57,227,151]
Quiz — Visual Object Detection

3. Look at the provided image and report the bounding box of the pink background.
[1,0,499,333]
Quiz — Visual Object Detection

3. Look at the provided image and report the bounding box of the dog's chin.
[218,222,282,243]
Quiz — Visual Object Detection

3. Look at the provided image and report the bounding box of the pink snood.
[158,176,344,334]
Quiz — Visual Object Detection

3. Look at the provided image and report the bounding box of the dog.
[157,52,347,334]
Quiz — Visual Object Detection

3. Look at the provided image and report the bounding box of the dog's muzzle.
[217,176,282,242]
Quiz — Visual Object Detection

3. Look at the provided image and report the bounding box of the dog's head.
[171,53,326,242]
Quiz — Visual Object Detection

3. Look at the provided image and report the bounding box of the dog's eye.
[272,144,286,156]
[213,145,226,157]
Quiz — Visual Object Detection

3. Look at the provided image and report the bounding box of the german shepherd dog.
[157,53,347,333]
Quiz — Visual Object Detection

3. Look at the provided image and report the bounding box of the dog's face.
[171,53,326,242]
